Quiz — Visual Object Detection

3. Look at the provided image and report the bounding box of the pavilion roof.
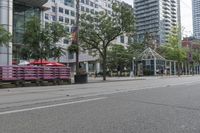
[137,47,166,60]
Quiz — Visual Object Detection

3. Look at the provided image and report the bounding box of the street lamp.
[75,0,80,75]
[131,57,136,77]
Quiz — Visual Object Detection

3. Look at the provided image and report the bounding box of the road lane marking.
[0,97,106,115]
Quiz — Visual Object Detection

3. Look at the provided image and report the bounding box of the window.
[146,60,151,65]
[86,0,89,5]
[65,26,69,32]
[65,18,69,23]
[64,0,74,6]
[120,36,124,43]
[70,27,74,32]
[81,6,85,11]
[59,7,63,13]
[59,16,63,22]
[68,52,74,59]
[63,39,69,44]
[52,0,55,2]
[71,11,75,16]
[52,6,56,12]
[95,4,98,8]
[81,0,84,3]
[90,2,94,7]
[71,19,75,25]
[45,14,49,19]
[65,9,69,15]
[52,15,56,21]
[45,22,49,28]
[90,9,94,14]
[86,8,89,13]
[95,11,98,15]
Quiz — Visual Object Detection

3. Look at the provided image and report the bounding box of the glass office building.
[0,0,47,65]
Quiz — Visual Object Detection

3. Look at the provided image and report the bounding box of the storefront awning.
[14,0,48,7]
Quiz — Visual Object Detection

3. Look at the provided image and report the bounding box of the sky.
[123,0,193,37]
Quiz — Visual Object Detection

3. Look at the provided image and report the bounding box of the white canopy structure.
[137,47,165,61]
[136,47,176,76]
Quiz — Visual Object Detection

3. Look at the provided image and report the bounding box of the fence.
[0,66,71,86]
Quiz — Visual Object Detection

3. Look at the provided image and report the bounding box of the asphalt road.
[1,76,200,133]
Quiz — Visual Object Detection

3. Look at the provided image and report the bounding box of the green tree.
[143,32,157,50]
[0,25,12,46]
[159,27,186,75]
[127,43,145,59]
[188,41,200,74]
[23,17,67,61]
[107,45,130,75]
[79,3,135,80]
[51,46,66,62]
[191,40,200,64]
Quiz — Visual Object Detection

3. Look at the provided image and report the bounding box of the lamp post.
[75,0,80,75]
[74,0,87,83]
[131,57,136,77]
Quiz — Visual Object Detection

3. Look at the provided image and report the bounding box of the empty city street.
[0,76,200,133]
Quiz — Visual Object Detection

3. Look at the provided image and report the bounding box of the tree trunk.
[102,56,107,81]
[102,47,107,81]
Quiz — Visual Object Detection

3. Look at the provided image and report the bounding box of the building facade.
[134,0,180,45]
[0,0,48,65]
[43,0,131,74]
[192,0,200,39]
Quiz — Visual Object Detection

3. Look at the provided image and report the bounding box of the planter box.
[74,74,88,84]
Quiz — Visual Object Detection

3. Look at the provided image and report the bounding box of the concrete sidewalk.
[73,75,196,84]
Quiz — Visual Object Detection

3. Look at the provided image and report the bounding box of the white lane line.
[0,97,106,115]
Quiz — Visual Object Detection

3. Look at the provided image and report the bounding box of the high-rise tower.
[134,0,180,45]
[192,0,200,39]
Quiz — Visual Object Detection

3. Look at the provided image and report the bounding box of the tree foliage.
[107,45,130,73]
[23,17,68,60]
[107,43,145,75]
[158,27,186,75]
[143,32,157,50]
[79,3,135,80]
[127,43,145,59]
[161,27,186,62]
[0,25,12,46]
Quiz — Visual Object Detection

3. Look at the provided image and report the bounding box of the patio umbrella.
[45,62,65,66]
[30,59,50,65]
[18,61,30,66]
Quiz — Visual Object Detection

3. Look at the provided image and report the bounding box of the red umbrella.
[45,62,65,66]
[30,60,50,65]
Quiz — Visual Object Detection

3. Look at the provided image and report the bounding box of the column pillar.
[181,62,184,74]
[174,61,176,75]
[154,58,157,76]
[85,62,89,73]
[0,0,13,65]
[185,63,188,75]
[169,61,172,75]
[96,62,100,73]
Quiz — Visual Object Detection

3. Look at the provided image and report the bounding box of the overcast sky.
[123,0,193,37]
